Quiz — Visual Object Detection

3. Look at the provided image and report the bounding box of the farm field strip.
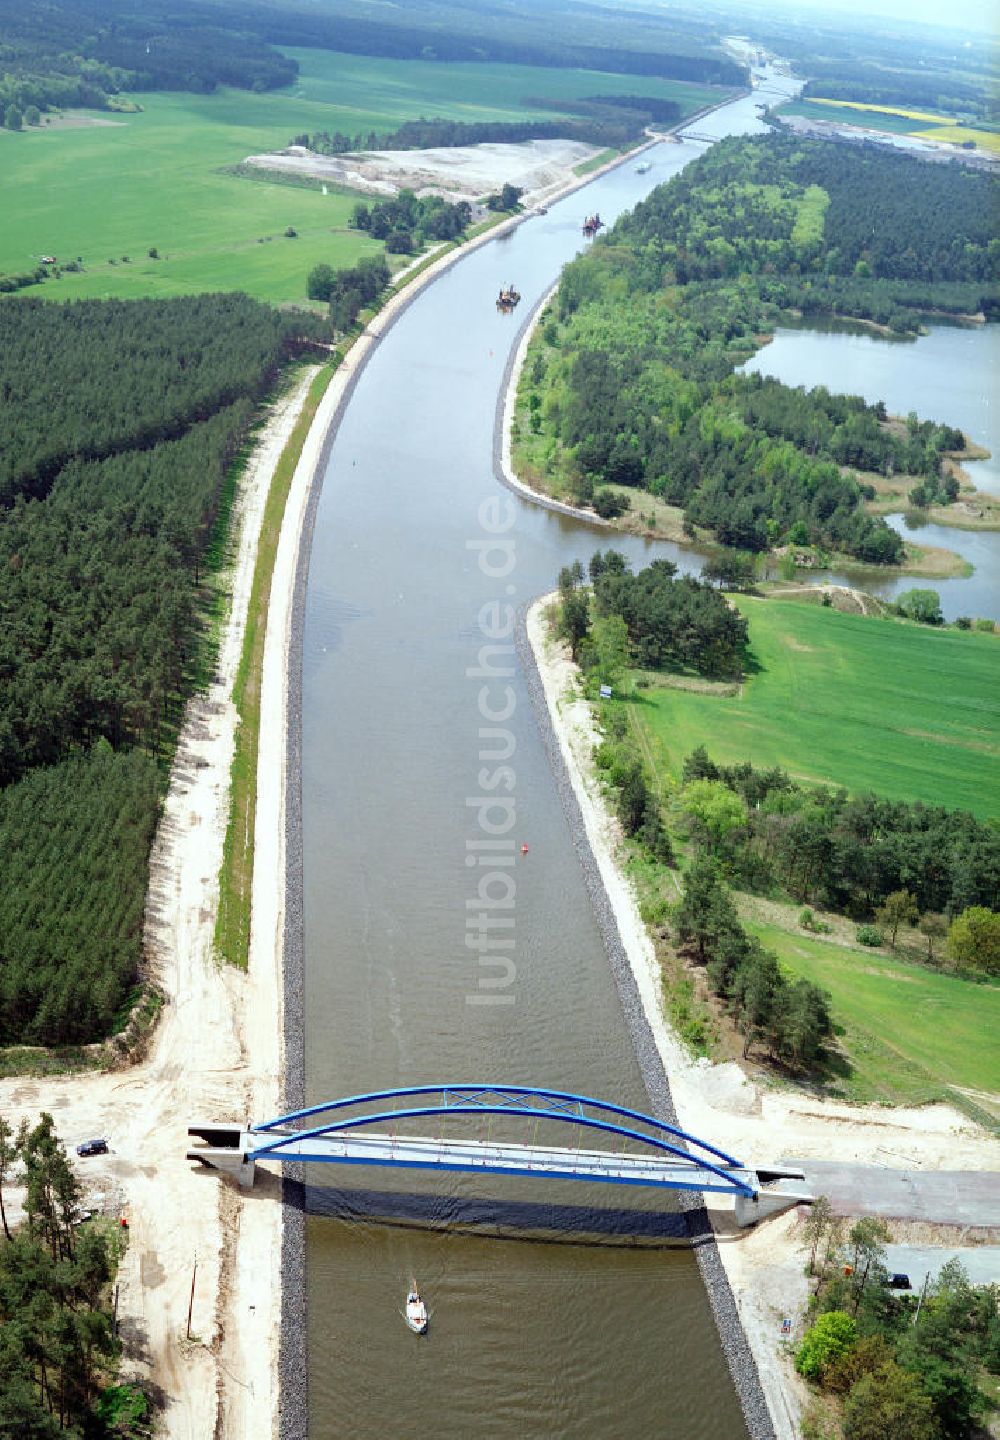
[778,97,1000,153]
[634,598,1000,818]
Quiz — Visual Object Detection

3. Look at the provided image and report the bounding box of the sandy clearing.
[525,596,999,1440]
[244,138,602,205]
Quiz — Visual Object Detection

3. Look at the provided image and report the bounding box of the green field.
[748,919,1000,1104]
[0,48,719,307]
[778,99,930,135]
[634,597,1000,818]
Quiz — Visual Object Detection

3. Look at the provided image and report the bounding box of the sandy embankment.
[524,596,998,1440]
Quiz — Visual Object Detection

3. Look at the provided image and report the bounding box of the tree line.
[0,294,325,1047]
[681,748,999,926]
[0,0,297,116]
[307,253,390,330]
[0,294,319,508]
[294,94,683,159]
[349,194,472,254]
[674,853,834,1067]
[613,132,997,286]
[240,0,747,85]
[0,1112,141,1436]
[530,275,904,561]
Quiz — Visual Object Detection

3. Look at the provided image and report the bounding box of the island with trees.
[513,131,998,564]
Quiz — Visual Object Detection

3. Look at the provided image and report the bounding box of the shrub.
[796,1311,858,1382]
[593,487,630,519]
[856,925,884,947]
[800,908,831,934]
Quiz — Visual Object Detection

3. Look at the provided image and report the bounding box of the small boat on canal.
[496,283,521,312]
[404,1285,428,1335]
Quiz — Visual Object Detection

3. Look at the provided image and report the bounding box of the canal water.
[744,322,1000,620]
[298,75,797,1440]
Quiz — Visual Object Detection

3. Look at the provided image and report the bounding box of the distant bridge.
[677,130,719,144]
[188,1085,810,1226]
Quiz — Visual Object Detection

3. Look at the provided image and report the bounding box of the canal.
[296,77,797,1439]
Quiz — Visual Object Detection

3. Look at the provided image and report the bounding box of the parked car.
[889,1273,912,1290]
[76,1138,109,1157]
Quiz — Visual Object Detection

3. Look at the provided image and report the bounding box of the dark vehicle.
[889,1273,911,1290]
[76,1138,109,1157]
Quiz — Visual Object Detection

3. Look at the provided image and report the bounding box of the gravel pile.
[515,611,777,1440]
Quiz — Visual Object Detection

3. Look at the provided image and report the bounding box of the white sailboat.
[404,1284,428,1335]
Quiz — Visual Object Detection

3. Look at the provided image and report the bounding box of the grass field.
[747,919,1000,1104]
[633,597,1000,818]
[778,98,1000,155]
[0,48,719,307]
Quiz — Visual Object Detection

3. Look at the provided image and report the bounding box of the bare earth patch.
[243,138,601,204]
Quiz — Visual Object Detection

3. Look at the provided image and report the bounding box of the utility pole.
[187,1256,198,1340]
[913,1270,930,1326]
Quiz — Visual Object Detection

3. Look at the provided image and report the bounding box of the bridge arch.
[246,1084,755,1197]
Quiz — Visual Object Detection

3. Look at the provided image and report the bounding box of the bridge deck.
[247,1130,757,1195]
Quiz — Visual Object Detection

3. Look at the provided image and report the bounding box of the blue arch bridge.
[188,1085,811,1226]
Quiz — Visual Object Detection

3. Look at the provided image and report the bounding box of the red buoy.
[521,843,529,854]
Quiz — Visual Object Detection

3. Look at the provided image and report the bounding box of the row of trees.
[349,194,472,254]
[681,748,999,922]
[294,94,684,159]
[0,1113,132,1435]
[307,253,390,330]
[674,855,833,1067]
[795,1203,998,1439]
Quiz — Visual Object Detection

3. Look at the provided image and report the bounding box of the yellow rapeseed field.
[807,98,999,154]
[914,124,1000,153]
[809,98,948,123]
